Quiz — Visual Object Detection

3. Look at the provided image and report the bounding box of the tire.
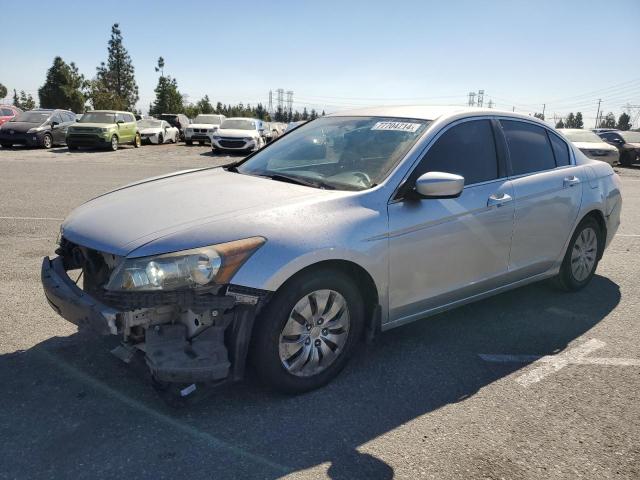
[251,268,364,394]
[198,141,204,146]
[158,133,163,145]
[67,144,78,151]
[109,135,119,151]
[619,151,633,167]
[42,133,53,149]
[1,143,12,148]
[186,140,193,146]
[554,216,602,291]
[133,133,141,148]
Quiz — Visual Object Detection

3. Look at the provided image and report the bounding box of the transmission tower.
[286,91,293,115]
[477,89,484,108]
[468,92,476,106]
[268,90,273,113]
[276,88,284,112]
[487,99,494,109]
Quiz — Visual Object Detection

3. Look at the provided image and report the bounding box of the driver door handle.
[564,176,581,187]
[487,192,513,207]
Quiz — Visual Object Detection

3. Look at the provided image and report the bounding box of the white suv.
[185,114,225,145]
[210,118,266,153]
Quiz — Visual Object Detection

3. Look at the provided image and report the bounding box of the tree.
[555,118,565,128]
[196,95,214,114]
[310,109,318,120]
[38,56,88,112]
[89,23,139,111]
[321,110,326,116]
[0,83,6,100]
[574,112,584,129]
[599,112,616,129]
[534,112,545,120]
[301,107,309,120]
[12,89,36,110]
[617,113,632,131]
[183,104,200,118]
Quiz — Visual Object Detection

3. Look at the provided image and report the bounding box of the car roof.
[224,117,260,121]
[89,110,131,114]
[325,105,545,124]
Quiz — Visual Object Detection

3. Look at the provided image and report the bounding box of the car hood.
[0,121,41,133]
[139,127,163,134]
[572,141,617,151]
[61,168,331,257]
[626,142,640,149]
[217,129,259,138]
[188,123,218,129]
[70,122,115,129]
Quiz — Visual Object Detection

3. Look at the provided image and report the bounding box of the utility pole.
[268,90,273,114]
[594,99,602,128]
[276,88,284,112]
[542,103,546,118]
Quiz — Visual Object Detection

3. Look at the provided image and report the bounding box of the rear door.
[387,118,515,323]
[500,119,582,278]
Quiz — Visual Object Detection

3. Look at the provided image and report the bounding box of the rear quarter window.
[500,120,556,175]
[548,132,570,166]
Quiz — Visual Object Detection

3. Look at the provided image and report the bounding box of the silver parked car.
[41,106,622,396]
[558,128,619,166]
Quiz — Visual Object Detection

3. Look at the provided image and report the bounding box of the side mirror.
[414,171,465,199]
[116,120,124,125]
[50,121,59,127]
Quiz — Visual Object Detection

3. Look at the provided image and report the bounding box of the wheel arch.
[269,259,381,336]
[581,209,607,259]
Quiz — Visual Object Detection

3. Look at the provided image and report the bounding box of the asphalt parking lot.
[1,144,639,480]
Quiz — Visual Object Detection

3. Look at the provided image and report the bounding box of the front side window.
[501,120,556,175]
[412,119,499,186]
[237,116,430,191]
[115,113,126,123]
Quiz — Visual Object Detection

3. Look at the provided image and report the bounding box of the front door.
[387,118,515,325]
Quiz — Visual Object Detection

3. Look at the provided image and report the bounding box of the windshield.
[13,111,50,123]
[194,115,221,125]
[221,119,255,130]
[237,116,430,191]
[138,119,162,128]
[620,131,640,143]
[80,112,116,123]
[561,130,603,143]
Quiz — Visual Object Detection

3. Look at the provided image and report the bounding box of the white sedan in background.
[558,128,619,166]
[137,119,179,144]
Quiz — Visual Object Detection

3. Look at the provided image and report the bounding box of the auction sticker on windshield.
[371,121,422,132]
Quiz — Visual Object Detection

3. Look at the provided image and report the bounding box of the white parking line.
[0,216,63,221]
[38,349,291,474]
[479,339,640,387]
[616,234,640,237]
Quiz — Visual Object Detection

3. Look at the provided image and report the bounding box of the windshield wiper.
[266,173,335,190]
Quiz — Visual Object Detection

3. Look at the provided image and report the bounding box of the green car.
[66,110,141,151]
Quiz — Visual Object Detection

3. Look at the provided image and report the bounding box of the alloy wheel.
[571,226,598,281]
[278,289,350,377]
[43,134,52,149]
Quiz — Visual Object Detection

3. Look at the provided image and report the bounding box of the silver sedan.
[42,106,622,397]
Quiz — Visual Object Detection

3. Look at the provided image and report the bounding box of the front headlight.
[27,126,45,134]
[211,135,221,140]
[105,237,265,291]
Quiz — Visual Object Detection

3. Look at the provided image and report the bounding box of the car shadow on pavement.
[0,275,620,479]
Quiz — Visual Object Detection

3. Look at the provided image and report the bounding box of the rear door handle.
[487,192,513,207]
[564,176,581,187]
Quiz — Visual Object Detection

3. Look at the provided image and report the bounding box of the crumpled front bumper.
[41,255,267,384]
[41,256,118,335]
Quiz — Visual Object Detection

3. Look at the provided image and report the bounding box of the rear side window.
[1,108,13,115]
[127,114,135,122]
[64,112,75,122]
[548,132,570,166]
[416,119,499,185]
[501,120,556,175]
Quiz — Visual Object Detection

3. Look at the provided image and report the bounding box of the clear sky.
[1,0,639,126]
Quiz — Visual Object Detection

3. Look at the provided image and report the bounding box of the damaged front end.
[41,237,269,389]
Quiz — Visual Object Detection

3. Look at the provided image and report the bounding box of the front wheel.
[157,133,163,145]
[1,143,12,148]
[185,139,193,146]
[554,216,602,291]
[133,133,141,148]
[42,133,53,149]
[251,269,364,394]
[109,135,119,151]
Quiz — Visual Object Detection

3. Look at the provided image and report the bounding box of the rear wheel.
[251,268,364,394]
[554,216,602,291]
[42,133,53,149]
[133,133,141,148]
